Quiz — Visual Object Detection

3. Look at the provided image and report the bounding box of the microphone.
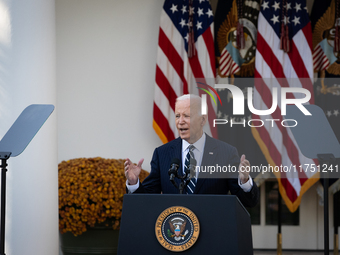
[169,158,180,181]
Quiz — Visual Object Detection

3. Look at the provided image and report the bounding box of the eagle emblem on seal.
[167,217,189,241]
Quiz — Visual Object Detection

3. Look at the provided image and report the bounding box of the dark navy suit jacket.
[134,135,259,208]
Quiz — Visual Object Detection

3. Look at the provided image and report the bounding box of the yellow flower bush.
[59,157,149,236]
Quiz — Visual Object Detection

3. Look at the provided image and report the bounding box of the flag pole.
[277,188,282,255]
[334,191,339,255]
[324,176,329,255]
[318,154,334,255]
[335,225,339,255]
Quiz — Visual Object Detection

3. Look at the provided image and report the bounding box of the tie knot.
[188,145,195,152]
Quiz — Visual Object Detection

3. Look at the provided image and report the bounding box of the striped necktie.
[185,145,196,194]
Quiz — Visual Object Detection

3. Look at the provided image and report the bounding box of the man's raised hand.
[238,154,250,184]
[124,158,144,185]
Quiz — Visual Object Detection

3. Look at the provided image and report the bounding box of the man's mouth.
[179,128,189,133]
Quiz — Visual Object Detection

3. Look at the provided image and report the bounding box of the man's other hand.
[238,154,250,184]
[124,158,144,185]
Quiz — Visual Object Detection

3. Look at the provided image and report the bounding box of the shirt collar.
[182,133,206,153]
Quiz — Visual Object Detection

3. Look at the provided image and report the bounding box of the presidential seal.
[155,206,200,252]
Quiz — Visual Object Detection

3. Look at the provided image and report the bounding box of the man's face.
[175,98,206,144]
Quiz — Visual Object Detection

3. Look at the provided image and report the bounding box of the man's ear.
[201,115,207,126]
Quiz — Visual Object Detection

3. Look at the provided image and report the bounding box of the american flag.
[254,0,319,212]
[313,41,330,71]
[219,41,245,76]
[153,0,216,144]
[313,38,337,72]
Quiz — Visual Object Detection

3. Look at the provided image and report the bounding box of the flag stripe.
[302,22,313,53]
[313,44,330,71]
[221,54,232,69]
[155,65,177,111]
[156,47,183,97]
[153,103,175,142]
[219,49,240,76]
[288,39,311,81]
[154,84,177,137]
[201,24,216,75]
[158,28,188,94]
[256,31,287,79]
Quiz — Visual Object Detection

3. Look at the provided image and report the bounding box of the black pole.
[317,154,334,255]
[277,190,282,255]
[334,190,339,255]
[0,158,8,255]
[335,191,339,235]
[324,176,329,255]
[278,191,282,234]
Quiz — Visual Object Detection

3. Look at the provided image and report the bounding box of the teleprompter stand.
[0,105,54,255]
[286,104,340,255]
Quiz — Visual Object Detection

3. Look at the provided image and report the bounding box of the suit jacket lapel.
[195,135,218,193]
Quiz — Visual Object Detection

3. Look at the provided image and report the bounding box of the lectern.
[118,194,253,254]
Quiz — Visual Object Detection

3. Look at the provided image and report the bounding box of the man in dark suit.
[125,94,259,208]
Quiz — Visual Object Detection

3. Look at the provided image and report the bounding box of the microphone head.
[169,158,180,179]
[171,158,180,166]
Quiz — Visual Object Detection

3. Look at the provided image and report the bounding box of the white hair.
[176,94,203,115]
[176,94,201,102]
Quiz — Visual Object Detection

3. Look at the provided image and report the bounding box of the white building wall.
[56,0,163,167]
